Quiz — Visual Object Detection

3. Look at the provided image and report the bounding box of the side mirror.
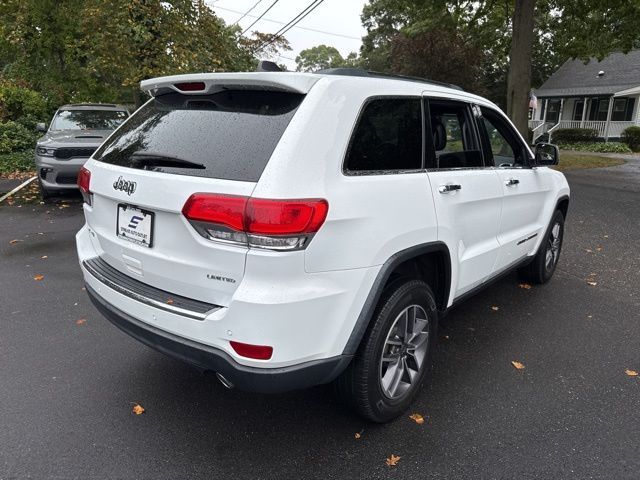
[534,142,559,166]
[36,122,47,132]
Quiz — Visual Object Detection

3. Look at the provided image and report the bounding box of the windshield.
[51,109,128,131]
[93,90,304,182]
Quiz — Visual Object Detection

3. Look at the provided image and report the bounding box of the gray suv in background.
[35,103,129,199]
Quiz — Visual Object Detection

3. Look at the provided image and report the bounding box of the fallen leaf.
[604,235,609,238]
[76,319,86,325]
[166,298,174,305]
[596,246,603,252]
[585,249,593,253]
[132,404,145,415]
[354,432,361,439]
[386,454,401,467]
[587,281,597,286]
[625,369,638,377]
[41,255,48,259]
[491,306,499,311]
[511,361,525,370]
[409,413,425,424]
[9,239,21,244]
[518,283,532,290]
[33,274,44,281]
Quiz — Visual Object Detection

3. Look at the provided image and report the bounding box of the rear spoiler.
[140,72,321,97]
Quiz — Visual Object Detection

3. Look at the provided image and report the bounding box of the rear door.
[476,106,555,272]
[424,98,503,299]
[84,89,304,307]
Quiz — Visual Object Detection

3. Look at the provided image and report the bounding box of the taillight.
[230,341,273,360]
[77,166,92,205]
[181,193,328,251]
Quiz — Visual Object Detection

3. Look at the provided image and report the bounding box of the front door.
[477,106,555,273]
[424,98,503,299]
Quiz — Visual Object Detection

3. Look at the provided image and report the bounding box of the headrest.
[432,118,446,151]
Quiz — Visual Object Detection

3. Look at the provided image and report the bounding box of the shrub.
[622,126,640,152]
[0,150,35,174]
[0,121,38,154]
[558,142,631,154]
[0,82,50,129]
[552,128,598,143]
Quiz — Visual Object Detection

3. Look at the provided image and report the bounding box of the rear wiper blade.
[130,152,205,169]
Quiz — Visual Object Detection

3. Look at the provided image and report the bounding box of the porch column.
[542,99,549,123]
[604,96,614,142]
[558,98,564,124]
[580,97,588,128]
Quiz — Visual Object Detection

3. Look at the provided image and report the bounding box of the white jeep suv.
[76,66,569,422]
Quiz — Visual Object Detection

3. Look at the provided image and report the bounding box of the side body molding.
[342,242,451,355]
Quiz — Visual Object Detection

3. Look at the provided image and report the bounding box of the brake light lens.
[77,166,92,205]
[174,82,206,92]
[181,193,328,251]
[230,341,273,360]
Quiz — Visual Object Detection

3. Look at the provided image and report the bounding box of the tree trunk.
[506,0,536,140]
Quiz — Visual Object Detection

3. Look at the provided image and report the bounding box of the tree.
[359,0,640,137]
[295,44,358,72]
[506,0,536,137]
[0,0,291,106]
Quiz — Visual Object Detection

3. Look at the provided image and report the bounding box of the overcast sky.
[207,0,368,70]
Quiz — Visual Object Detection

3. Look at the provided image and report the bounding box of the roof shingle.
[535,50,640,97]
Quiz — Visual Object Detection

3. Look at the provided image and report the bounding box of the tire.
[518,209,565,284]
[38,178,53,202]
[335,279,438,423]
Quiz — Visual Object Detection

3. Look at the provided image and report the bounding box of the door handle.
[438,184,462,194]
[505,178,520,187]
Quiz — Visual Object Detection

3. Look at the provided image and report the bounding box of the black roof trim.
[64,103,119,108]
[317,68,464,91]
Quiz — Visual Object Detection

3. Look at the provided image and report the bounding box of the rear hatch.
[84,84,307,307]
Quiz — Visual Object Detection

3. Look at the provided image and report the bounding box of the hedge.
[0,120,38,154]
[622,126,640,152]
[0,150,35,174]
[558,142,631,154]
[551,128,598,143]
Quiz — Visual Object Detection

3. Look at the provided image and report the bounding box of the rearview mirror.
[36,122,47,132]
[534,143,559,166]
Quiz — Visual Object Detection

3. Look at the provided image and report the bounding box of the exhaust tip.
[215,372,234,389]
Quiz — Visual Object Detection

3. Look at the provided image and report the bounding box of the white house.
[530,50,640,143]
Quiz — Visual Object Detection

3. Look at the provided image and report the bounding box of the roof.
[535,50,640,97]
[59,103,128,111]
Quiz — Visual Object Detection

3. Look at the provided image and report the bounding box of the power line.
[215,5,360,40]
[241,0,280,35]
[255,0,326,53]
[233,0,264,25]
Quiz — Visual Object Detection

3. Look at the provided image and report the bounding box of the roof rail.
[316,68,464,91]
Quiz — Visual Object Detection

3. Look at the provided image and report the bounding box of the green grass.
[555,153,626,172]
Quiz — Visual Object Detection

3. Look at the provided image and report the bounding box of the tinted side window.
[479,108,526,167]
[94,90,303,182]
[428,101,483,169]
[345,98,422,172]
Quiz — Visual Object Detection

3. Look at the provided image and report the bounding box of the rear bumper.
[86,284,352,393]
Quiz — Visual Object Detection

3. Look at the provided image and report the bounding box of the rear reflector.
[182,193,328,251]
[230,341,273,360]
[174,82,206,92]
[77,166,92,205]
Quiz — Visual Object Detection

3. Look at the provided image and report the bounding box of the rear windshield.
[93,90,304,182]
[51,110,128,130]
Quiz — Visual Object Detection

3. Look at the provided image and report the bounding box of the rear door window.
[94,90,304,182]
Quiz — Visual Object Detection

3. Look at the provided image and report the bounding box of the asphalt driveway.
[1,163,639,479]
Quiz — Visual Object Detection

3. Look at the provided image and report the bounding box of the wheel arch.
[341,242,451,356]
[556,195,569,219]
